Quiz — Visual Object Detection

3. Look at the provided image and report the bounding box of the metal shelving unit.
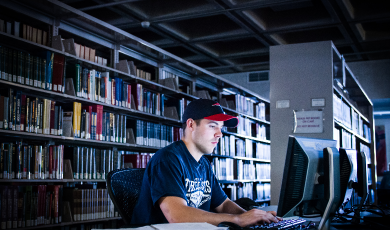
[0,1,272,225]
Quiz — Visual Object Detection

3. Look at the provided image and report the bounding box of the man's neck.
[181,138,203,162]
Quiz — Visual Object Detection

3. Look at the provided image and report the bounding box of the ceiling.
[57,0,390,75]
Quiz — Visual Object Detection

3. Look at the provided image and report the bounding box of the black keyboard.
[218,218,309,230]
[249,218,307,229]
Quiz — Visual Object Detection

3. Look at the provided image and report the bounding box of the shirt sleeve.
[149,154,187,206]
[210,168,228,209]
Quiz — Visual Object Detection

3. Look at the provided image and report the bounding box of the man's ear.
[186,118,195,131]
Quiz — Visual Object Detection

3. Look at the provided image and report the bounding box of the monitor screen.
[277,136,337,218]
[338,148,358,209]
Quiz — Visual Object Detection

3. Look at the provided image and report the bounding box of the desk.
[259,205,388,230]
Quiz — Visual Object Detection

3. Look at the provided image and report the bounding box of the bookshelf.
[0,0,271,228]
[269,41,376,205]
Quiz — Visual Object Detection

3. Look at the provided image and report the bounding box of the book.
[92,105,103,141]
[89,49,95,62]
[62,38,76,56]
[74,43,80,57]
[51,35,64,52]
[84,46,90,62]
[117,60,130,74]
[52,54,64,92]
[62,112,73,137]
[0,95,4,129]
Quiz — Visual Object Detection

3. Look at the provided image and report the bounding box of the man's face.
[192,119,223,154]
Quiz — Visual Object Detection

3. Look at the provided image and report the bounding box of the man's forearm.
[167,204,239,225]
[159,196,280,227]
[159,196,239,226]
[215,198,246,214]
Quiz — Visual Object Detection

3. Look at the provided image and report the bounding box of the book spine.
[53,186,59,224]
[102,112,106,142]
[95,149,100,179]
[95,72,100,101]
[7,186,12,229]
[89,148,94,179]
[81,110,86,139]
[101,150,106,179]
[15,91,21,131]
[12,50,17,83]
[20,94,26,132]
[54,106,58,135]
[0,47,3,80]
[73,147,79,179]
[24,53,29,85]
[52,146,57,179]
[40,145,45,179]
[123,115,127,143]
[0,186,7,228]
[6,48,11,82]
[18,51,24,84]
[37,100,42,134]
[73,102,77,137]
[44,145,49,179]
[110,113,114,142]
[7,143,13,179]
[50,101,56,135]
[83,147,88,179]
[22,146,28,179]
[3,97,8,130]
[47,146,52,179]
[100,75,105,103]
[27,146,33,180]
[58,106,62,136]
[16,142,22,179]
[17,186,24,227]
[106,113,110,142]
[79,147,84,180]
[8,88,13,130]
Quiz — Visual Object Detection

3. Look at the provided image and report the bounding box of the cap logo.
[212,103,220,106]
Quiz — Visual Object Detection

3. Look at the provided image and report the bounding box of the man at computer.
[131,99,281,227]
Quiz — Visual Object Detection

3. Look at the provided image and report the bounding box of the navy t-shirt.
[131,140,228,225]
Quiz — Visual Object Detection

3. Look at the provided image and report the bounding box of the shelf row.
[219,179,271,184]
[0,129,268,153]
[206,154,270,163]
[0,32,270,125]
[212,158,271,182]
[221,182,270,202]
[333,90,372,143]
[0,217,121,230]
[334,120,370,144]
[0,183,120,230]
[333,83,370,124]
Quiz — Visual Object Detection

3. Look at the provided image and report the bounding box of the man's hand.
[236,210,283,227]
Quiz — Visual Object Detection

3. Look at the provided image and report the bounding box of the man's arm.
[158,196,280,227]
[214,198,246,214]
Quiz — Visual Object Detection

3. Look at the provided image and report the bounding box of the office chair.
[107,168,146,225]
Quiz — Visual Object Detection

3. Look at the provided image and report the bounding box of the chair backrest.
[107,168,145,225]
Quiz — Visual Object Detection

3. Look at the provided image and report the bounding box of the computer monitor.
[356,151,369,201]
[277,136,337,218]
[277,136,370,228]
[352,150,369,223]
[338,148,358,210]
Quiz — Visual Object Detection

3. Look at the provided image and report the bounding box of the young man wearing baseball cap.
[131,99,281,227]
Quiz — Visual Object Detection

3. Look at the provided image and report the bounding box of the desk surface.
[258,205,388,230]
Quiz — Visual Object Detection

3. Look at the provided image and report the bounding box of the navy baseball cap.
[182,99,239,127]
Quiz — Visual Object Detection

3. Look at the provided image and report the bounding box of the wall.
[348,59,390,100]
[348,59,390,182]
[374,117,390,181]
[220,72,270,101]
